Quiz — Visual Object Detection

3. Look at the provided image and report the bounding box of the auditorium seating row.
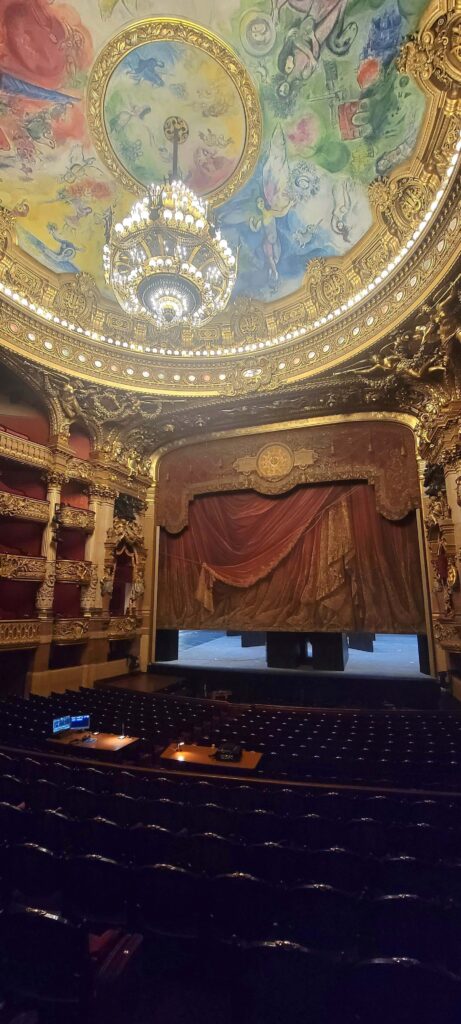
[2,908,460,1024]
[2,848,461,967]
[1,752,461,900]
[2,689,461,785]
[1,730,461,1022]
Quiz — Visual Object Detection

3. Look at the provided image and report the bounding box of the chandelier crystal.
[103,181,236,330]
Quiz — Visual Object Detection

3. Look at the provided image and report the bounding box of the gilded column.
[35,471,64,619]
[139,484,156,672]
[83,485,116,618]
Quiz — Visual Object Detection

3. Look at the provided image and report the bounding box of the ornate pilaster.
[37,470,65,620]
[420,397,461,667]
[42,471,65,560]
[83,483,116,618]
[35,563,56,620]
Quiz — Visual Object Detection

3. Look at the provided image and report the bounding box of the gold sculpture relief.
[233,443,318,481]
[369,176,433,241]
[0,555,46,581]
[107,616,138,639]
[106,517,145,550]
[398,0,461,103]
[54,273,99,328]
[0,493,49,523]
[58,506,95,532]
[306,260,352,316]
[55,559,92,585]
[53,618,90,642]
[0,620,40,646]
[433,620,461,649]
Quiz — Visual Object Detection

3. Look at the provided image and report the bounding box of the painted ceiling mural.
[0,0,428,308]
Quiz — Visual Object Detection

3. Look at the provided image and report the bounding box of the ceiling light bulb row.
[0,138,459,354]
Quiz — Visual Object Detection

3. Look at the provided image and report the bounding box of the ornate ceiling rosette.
[0,0,459,397]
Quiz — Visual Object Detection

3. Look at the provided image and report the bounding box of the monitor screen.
[52,715,71,735]
[70,714,90,731]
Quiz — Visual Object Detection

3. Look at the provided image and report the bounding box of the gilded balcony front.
[0,619,40,646]
[0,492,49,523]
[55,559,92,585]
[0,554,46,581]
[58,505,95,532]
[107,616,138,639]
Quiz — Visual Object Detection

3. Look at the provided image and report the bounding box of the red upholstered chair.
[0,905,142,1016]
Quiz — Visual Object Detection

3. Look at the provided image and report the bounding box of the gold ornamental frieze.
[0,555,46,581]
[55,560,92,585]
[233,444,317,482]
[0,620,40,647]
[58,506,95,533]
[0,493,49,523]
[53,618,90,643]
[107,616,139,639]
[433,619,461,650]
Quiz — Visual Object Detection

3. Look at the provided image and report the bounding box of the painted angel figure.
[249,125,294,285]
[273,0,358,93]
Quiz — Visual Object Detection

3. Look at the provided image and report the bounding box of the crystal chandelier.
[103,179,236,330]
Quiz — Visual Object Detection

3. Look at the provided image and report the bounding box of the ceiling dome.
[0,0,459,396]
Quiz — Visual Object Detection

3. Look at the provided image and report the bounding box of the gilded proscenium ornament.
[0,555,46,581]
[54,559,92,585]
[234,443,318,482]
[0,620,40,646]
[0,493,49,523]
[87,18,262,206]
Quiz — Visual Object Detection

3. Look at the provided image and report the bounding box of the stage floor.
[174,632,424,678]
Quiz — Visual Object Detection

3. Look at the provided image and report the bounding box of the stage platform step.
[148,662,441,711]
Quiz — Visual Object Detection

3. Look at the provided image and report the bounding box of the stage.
[147,662,440,712]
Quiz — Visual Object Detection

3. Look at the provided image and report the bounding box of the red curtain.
[157,483,425,634]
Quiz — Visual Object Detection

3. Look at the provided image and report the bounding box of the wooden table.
[47,730,139,757]
[161,743,262,771]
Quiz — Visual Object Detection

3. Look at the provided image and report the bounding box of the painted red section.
[61,481,89,509]
[53,582,81,617]
[109,553,133,616]
[0,580,38,618]
[68,424,92,461]
[56,529,86,562]
[0,462,46,499]
[0,519,43,555]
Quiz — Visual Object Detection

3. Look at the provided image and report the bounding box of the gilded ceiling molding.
[87,18,262,206]
[0,2,459,394]
[0,177,459,396]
